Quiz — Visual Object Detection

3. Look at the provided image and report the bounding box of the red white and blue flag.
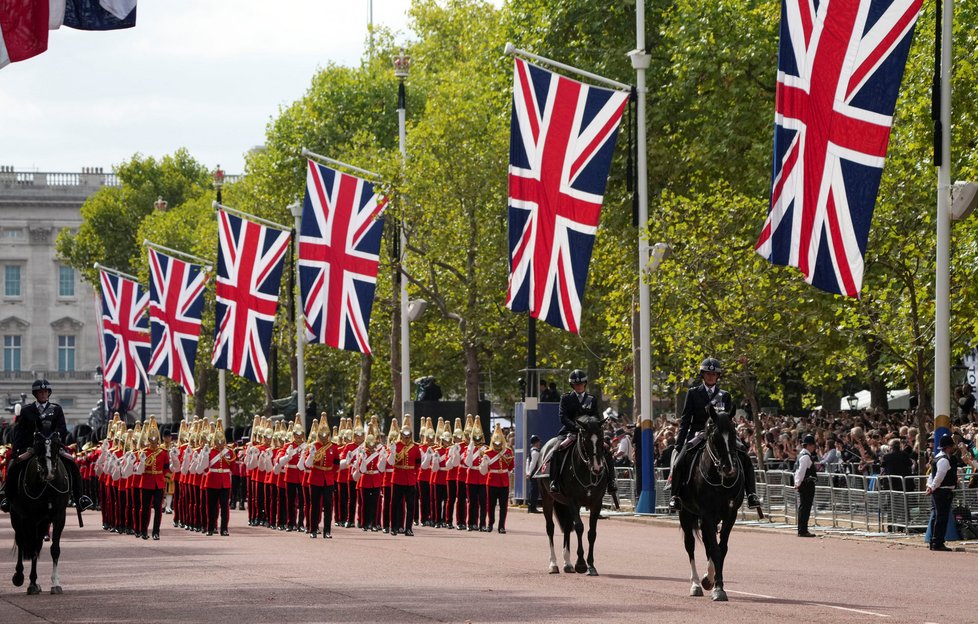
[104,381,139,414]
[755,0,922,297]
[212,209,291,385]
[147,248,208,396]
[505,57,628,333]
[98,269,150,392]
[299,160,387,354]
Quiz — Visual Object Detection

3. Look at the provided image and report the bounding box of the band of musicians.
[55,412,515,540]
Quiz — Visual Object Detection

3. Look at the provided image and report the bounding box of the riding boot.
[549,448,562,493]
[604,450,617,493]
[739,449,761,508]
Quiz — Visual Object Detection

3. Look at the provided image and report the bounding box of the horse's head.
[705,406,737,478]
[575,416,605,474]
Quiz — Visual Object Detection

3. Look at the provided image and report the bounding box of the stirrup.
[747,493,761,508]
[549,481,559,493]
[668,496,681,511]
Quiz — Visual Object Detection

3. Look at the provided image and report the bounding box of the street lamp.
[394,48,411,418]
[95,365,106,424]
[153,196,168,212]
[213,165,225,204]
[846,394,859,413]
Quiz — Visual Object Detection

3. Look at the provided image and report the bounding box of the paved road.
[0,508,970,624]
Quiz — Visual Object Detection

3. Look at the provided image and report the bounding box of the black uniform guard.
[794,434,818,537]
[549,369,617,496]
[926,434,958,551]
[0,379,93,513]
[668,358,761,511]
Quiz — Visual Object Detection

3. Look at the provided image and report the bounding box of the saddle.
[532,437,573,479]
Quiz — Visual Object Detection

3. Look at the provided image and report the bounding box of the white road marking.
[726,590,890,618]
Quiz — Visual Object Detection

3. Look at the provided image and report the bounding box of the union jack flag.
[104,381,139,414]
[98,269,150,391]
[299,160,387,354]
[147,248,209,395]
[212,209,291,385]
[755,0,922,297]
[505,58,628,333]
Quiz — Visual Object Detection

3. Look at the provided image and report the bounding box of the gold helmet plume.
[470,416,485,444]
[490,423,507,450]
[463,414,474,439]
[452,417,464,442]
[353,415,365,438]
[388,417,400,443]
[146,415,161,446]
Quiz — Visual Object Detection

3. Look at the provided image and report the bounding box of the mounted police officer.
[548,369,617,498]
[667,358,761,512]
[0,379,93,513]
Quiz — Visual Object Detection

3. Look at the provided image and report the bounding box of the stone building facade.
[0,167,161,426]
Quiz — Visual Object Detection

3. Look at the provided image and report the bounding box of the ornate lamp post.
[153,196,168,212]
[847,394,859,415]
[213,165,225,204]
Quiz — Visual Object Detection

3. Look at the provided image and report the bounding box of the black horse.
[535,416,609,576]
[9,432,72,595]
[678,408,743,601]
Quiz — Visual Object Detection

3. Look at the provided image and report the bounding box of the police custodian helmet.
[32,378,52,397]
[699,358,722,374]
[802,434,816,446]
[568,369,588,385]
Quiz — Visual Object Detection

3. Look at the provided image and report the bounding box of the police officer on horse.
[0,379,93,514]
[548,369,617,498]
[668,358,761,512]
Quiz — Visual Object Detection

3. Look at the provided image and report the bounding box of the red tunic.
[390,441,422,487]
[464,445,485,485]
[306,442,339,487]
[283,442,304,484]
[434,446,451,486]
[482,448,514,487]
[139,447,170,490]
[356,448,385,490]
[337,443,354,484]
[204,447,233,489]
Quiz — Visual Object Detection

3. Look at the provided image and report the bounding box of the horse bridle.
[699,425,741,490]
[21,438,70,500]
[569,426,606,490]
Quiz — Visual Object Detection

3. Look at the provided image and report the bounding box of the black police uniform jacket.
[13,401,69,452]
[677,383,733,448]
[558,391,599,434]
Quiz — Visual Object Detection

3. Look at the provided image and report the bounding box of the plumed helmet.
[568,369,588,385]
[802,434,816,446]
[699,358,722,374]
[32,378,52,397]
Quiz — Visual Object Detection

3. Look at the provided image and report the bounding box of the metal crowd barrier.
[601,467,977,537]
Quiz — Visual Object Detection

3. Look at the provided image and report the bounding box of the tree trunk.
[356,353,372,417]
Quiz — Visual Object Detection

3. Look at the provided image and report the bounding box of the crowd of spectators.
[643,392,978,487]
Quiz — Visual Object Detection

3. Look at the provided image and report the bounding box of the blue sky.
[0,1,416,175]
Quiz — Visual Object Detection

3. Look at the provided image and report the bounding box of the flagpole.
[93,262,139,283]
[504,42,632,92]
[934,0,953,451]
[395,49,412,420]
[301,148,383,180]
[628,1,655,515]
[143,239,211,268]
[289,201,307,429]
[212,201,290,231]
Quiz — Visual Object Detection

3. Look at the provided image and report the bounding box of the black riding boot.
[739,449,761,508]
[604,450,617,493]
[549,447,562,493]
[62,457,92,511]
[668,446,688,511]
